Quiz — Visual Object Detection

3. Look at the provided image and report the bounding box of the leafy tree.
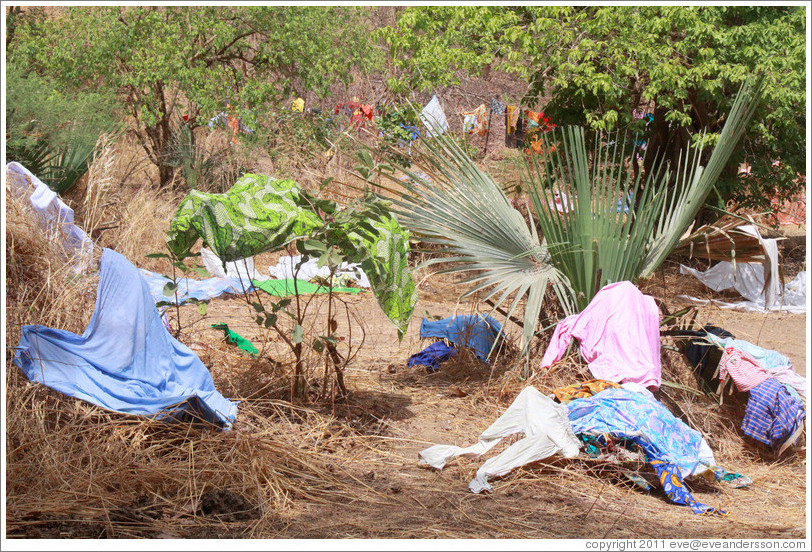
[377,7,525,94]
[9,6,381,188]
[380,6,806,210]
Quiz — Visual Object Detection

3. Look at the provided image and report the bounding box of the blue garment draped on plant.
[419,314,503,362]
[13,248,238,427]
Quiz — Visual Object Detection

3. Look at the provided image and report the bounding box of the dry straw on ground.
[4,163,384,539]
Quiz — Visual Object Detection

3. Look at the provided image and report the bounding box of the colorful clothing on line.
[462,104,489,135]
[742,378,805,447]
[719,347,770,392]
[506,105,521,135]
[490,98,506,115]
[650,460,726,516]
[554,379,620,403]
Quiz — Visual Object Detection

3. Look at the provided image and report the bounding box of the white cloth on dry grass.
[419,387,580,493]
[200,247,258,281]
[6,161,95,272]
[266,254,371,288]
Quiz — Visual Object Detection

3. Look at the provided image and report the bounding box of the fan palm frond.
[384,132,578,357]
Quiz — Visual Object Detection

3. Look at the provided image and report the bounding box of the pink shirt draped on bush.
[540,281,662,389]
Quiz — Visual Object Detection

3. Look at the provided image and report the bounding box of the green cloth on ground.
[211,323,259,356]
[166,174,322,262]
[252,279,362,297]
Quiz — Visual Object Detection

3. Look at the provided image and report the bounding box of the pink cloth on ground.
[718,347,771,392]
[540,281,662,389]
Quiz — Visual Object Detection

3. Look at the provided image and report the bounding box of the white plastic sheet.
[679,264,806,314]
[419,387,580,493]
[419,95,449,138]
[679,224,805,313]
[200,247,258,281]
[266,254,371,288]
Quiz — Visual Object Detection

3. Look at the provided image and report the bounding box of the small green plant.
[145,249,212,338]
[163,173,416,402]
[5,61,120,194]
[164,120,243,191]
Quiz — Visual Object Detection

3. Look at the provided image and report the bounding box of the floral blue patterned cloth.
[650,460,725,516]
[567,387,717,479]
[568,387,727,515]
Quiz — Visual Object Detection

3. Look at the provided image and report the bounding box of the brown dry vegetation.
[4,98,807,542]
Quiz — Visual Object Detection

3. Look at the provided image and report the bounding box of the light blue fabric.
[567,387,717,478]
[705,335,792,372]
[139,269,253,305]
[14,248,238,427]
[419,314,503,361]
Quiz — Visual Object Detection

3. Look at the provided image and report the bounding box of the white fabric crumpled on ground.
[200,247,259,281]
[266,254,371,288]
[419,387,581,493]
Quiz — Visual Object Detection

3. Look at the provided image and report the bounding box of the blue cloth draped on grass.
[419,315,503,362]
[13,248,238,427]
[567,387,717,478]
[741,378,805,447]
[407,341,457,373]
[139,269,253,305]
[567,386,727,515]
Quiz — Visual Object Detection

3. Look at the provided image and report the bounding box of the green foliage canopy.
[380,6,806,209]
[9,6,381,187]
